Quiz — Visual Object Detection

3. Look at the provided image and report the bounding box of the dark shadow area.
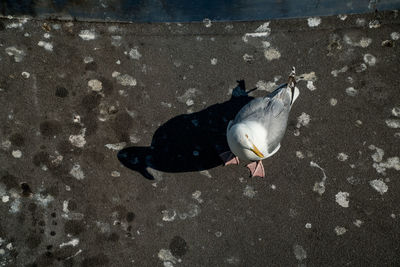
[118,81,254,180]
[1,0,36,17]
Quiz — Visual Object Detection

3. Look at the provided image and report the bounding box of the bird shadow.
[117,80,255,180]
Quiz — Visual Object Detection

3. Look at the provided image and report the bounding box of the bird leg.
[246,160,265,178]
[219,151,240,166]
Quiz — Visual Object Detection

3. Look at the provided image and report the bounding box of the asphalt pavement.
[0,10,400,266]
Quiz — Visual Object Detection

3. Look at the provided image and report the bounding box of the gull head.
[228,123,265,160]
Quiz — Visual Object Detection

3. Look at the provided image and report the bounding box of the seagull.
[220,67,299,178]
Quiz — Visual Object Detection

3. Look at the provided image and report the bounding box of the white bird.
[220,67,299,177]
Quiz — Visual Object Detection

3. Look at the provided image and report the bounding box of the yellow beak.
[251,145,264,158]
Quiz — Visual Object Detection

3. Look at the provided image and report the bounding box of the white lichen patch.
[331,66,348,77]
[158,249,180,266]
[203,18,212,27]
[335,226,347,235]
[262,41,271,48]
[297,71,317,82]
[5,46,26,62]
[293,244,307,261]
[112,71,121,78]
[356,18,366,26]
[96,221,111,233]
[374,157,400,175]
[111,171,120,177]
[21,72,30,78]
[242,22,271,42]
[311,161,328,195]
[369,20,381,28]
[353,219,363,227]
[115,74,137,87]
[88,79,102,92]
[177,88,201,104]
[34,193,54,207]
[296,112,311,128]
[210,58,218,65]
[330,98,338,106]
[59,238,79,248]
[348,76,356,84]
[369,179,388,194]
[192,190,203,203]
[337,153,349,161]
[79,29,96,40]
[307,17,321,27]
[177,204,200,220]
[355,63,367,73]
[199,170,212,178]
[9,198,21,213]
[129,134,141,143]
[345,87,358,97]
[369,144,399,175]
[162,210,177,222]
[264,48,281,61]
[256,80,277,92]
[111,35,122,47]
[391,32,400,40]
[105,142,126,150]
[243,54,254,62]
[83,56,93,63]
[368,145,384,163]
[38,41,53,51]
[69,128,86,148]
[162,204,200,222]
[129,47,142,60]
[338,14,347,20]
[12,150,22,158]
[306,81,316,91]
[2,196,9,203]
[243,185,257,198]
[296,151,305,159]
[335,191,350,208]
[343,35,372,48]
[385,119,400,128]
[186,99,194,106]
[63,200,69,213]
[363,53,376,66]
[225,24,234,31]
[6,19,27,29]
[392,107,400,117]
[69,163,85,180]
[1,140,11,150]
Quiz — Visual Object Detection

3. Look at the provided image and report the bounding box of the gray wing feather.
[230,85,292,154]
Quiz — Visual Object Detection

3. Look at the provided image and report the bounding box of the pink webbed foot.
[219,151,240,166]
[246,161,265,178]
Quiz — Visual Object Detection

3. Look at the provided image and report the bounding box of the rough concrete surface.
[0,10,400,267]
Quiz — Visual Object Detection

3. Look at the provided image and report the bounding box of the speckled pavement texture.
[1,10,400,267]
